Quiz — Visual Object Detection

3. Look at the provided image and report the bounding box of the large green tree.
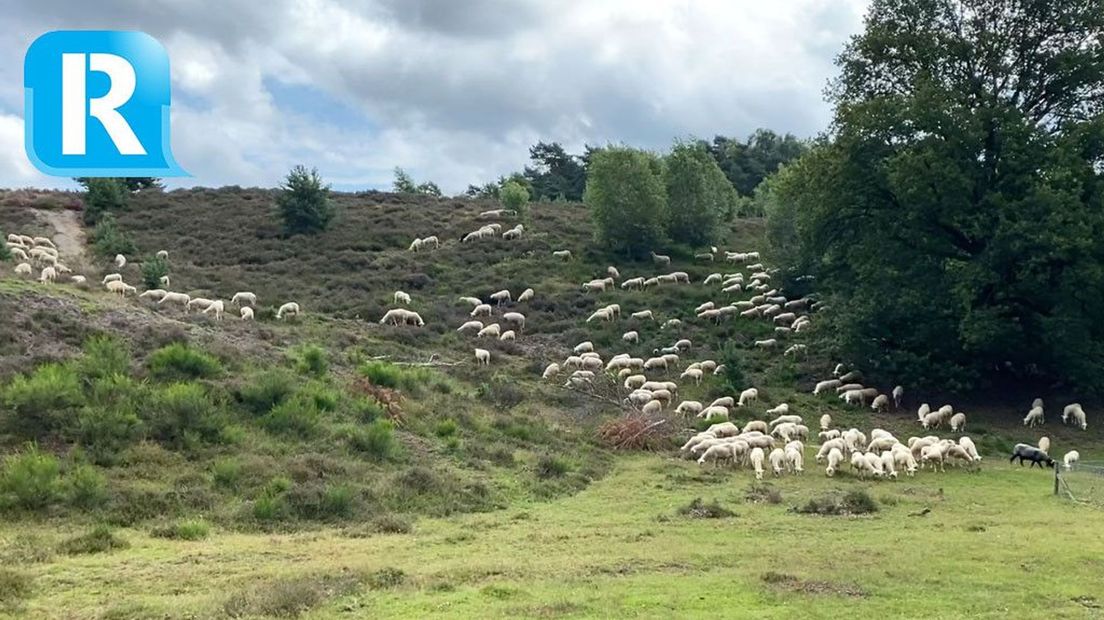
[705,130,807,196]
[523,142,587,201]
[277,165,334,236]
[664,142,738,246]
[772,0,1104,393]
[585,147,668,258]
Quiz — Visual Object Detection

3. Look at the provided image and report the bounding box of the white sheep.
[765,404,790,417]
[477,323,501,338]
[502,312,525,330]
[711,397,735,409]
[541,363,561,380]
[620,277,645,290]
[114,254,127,268]
[158,292,190,306]
[202,300,226,320]
[552,250,573,261]
[1023,406,1044,427]
[276,302,301,319]
[1063,450,1080,470]
[813,379,841,395]
[104,279,134,294]
[892,385,904,409]
[1062,404,1088,430]
[958,436,981,461]
[738,388,758,406]
[156,250,169,259]
[631,310,654,321]
[459,296,483,307]
[499,330,516,341]
[138,289,168,301]
[785,447,804,474]
[769,448,786,476]
[661,319,682,330]
[1038,436,1050,454]
[10,247,28,261]
[949,412,966,431]
[753,339,778,348]
[70,275,87,285]
[490,289,512,305]
[680,368,703,384]
[573,342,594,355]
[698,406,729,421]
[825,448,844,477]
[518,288,534,303]
[457,320,483,334]
[39,266,58,282]
[102,273,123,285]
[650,251,671,266]
[475,348,491,365]
[640,399,664,415]
[697,443,734,467]
[159,275,170,287]
[622,331,639,344]
[471,304,493,318]
[393,291,411,305]
[871,394,890,412]
[675,401,703,416]
[819,414,832,431]
[749,447,766,480]
[240,306,255,320]
[850,452,876,479]
[14,262,32,276]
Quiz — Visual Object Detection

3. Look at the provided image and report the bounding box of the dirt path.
[34,208,88,265]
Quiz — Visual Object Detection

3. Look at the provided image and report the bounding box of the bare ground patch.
[761,571,868,598]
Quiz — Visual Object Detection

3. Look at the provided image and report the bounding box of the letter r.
[61,52,146,156]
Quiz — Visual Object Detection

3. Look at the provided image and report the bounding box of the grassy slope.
[2,189,1103,618]
[7,456,1103,619]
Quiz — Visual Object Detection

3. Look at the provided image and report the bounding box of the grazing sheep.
[202,300,225,320]
[159,275,170,287]
[680,368,703,385]
[738,388,758,406]
[825,448,844,477]
[156,250,169,259]
[676,401,704,416]
[14,262,32,276]
[459,296,483,307]
[697,443,734,467]
[158,292,190,307]
[958,436,981,461]
[819,414,832,431]
[542,363,561,379]
[622,331,639,344]
[631,310,654,321]
[471,304,493,318]
[39,266,58,282]
[698,406,729,421]
[1010,443,1054,468]
[949,412,966,432]
[661,318,682,330]
[768,448,787,476]
[871,394,890,412]
[1024,406,1044,427]
[850,452,875,479]
[408,238,424,251]
[70,275,87,285]
[477,323,502,338]
[749,447,766,480]
[490,290,512,305]
[880,452,898,479]
[1063,450,1080,470]
[620,277,645,290]
[139,289,168,301]
[114,254,126,268]
[518,288,534,303]
[552,250,573,261]
[499,330,516,341]
[102,273,123,285]
[813,379,841,395]
[276,302,301,319]
[838,370,862,383]
[921,411,943,429]
[240,307,254,320]
[474,348,491,365]
[892,385,904,409]
[231,292,257,306]
[10,247,28,261]
[104,279,134,295]
[640,399,664,415]
[1038,436,1051,454]
[457,320,483,334]
[379,308,410,326]
[1062,404,1088,430]
[650,252,671,266]
[503,312,526,330]
[643,357,668,372]
[753,339,778,348]
[586,308,613,323]
[765,404,791,417]
[573,342,594,355]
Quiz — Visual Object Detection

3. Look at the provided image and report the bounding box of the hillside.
[1,188,1103,618]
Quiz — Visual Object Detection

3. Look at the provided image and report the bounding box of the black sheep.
[1010,443,1056,468]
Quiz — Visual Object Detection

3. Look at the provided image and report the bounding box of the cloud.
[0,0,868,191]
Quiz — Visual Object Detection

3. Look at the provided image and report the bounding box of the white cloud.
[0,0,869,191]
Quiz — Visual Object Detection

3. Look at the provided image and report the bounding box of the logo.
[24,30,187,177]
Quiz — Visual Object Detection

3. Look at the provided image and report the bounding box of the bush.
[147,343,222,381]
[370,513,413,534]
[0,232,10,262]
[677,497,736,519]
[90,213,137,257]
[0,445,61,511]
[535,455,570,479]
[745,483,783,505]
[664,141,736,246]
[64,464,108,509]
[251,493,288,522]
[276,165,334,236]
[212,458,243,490]
[500,180,529,218]
[140,256,169,290]
[347,419,397,461]
[367,567,406,589]
[76,336,131,383]
[585,147,668,258]
[222,574,362,619]
[434,419,458,438]
[83,178,127,225]
[262,397,321,438]
[795,490,879,516]
[145,383,222,449]
[291,345,328,378]
[298,382,339,412]
[236,369,297,415]
[358,361,433,393]
[0,569,31,611]
[0,363,83,439]
[75,404,143,465]
[58,525,129,555]
[150,519,209,541]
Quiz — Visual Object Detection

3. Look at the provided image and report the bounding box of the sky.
[1,0,869,193]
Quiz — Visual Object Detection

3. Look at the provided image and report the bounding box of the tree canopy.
[664,142,738,246]
[584,147,668,258]
[392,168,442,197]
[770,0,1104,394]
[704,130,807,196]
[276,165,334,236]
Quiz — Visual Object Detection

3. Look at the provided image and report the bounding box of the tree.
[81,178,128,225]
[392,168,442,196]
[141,256,169,290]
[585,147,668,258]
[664,142,738,246]
[703,130,807,196]
[91,213,136,258]
[0,229,10,261]
[772,0,1104,394]
[276,165,333,236]
[523,142,587,201]
[75,177,162,193]
[499,180,529,217]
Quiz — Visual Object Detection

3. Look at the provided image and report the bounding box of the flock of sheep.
[7,231,302,322]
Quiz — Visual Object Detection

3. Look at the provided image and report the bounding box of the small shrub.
[0,444,61,510]
[252,493,288,522]
[145,383,223,449]
[476,377,524,409]
[359,361,402,388]
[298,382,339,412]
[291,345,328,378]
[0,232,9,262]
[212,458,243,490]
[64,464,108,509]
[276,165,334,236]
[150,519,209,541]
[367,567,406,589]
[535,455,570,479]
[434,419,458,438]
[236,369,297,415]
[677,497,736,519]
[0,363,84,439]
[0,569,31,611]
[794,490,879,516]
[224,576,323,618]
[147,343,222,381]
[83,179,127,225]
[347,419,397,461]
[58,525,130,555]
[140,256,169,290]
[91,212,137,256]
[76,336,131,382]
[262,398,321,438]
[745,483,783,505]
[842,489,879,514]
[371,513,413,534]
[75,403,144,465]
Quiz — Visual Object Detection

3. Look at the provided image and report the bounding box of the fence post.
[1054,464,1060,496]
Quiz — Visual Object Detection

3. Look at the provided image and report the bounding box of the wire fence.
[1056,461,1104,508]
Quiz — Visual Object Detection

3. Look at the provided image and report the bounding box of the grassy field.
[4,454,1103,619]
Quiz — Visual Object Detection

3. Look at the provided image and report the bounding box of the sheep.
[871,394,890,412]
[631,310,654,321]
[38,266,58,282]
[1038,436,1051,454]
[661,319,682,330]
[70,275,87,285]
[201,300,225,320]
[766,404,791,417]
[474,348,491,365]
[748,447,766,480]
[1023,406,1044,427]
[408,238,424,251]
[680,368,703,385]
[825,448,844,476]
[477,323,502,338]
[1010,443,1054,468]
[490,290,512,305]
[138,289,168,301]
[697,443,736,467]
[573,342,594,355]
[948,412,966,432]
[767,448,787,476]
[620,277,645,290]
[916,403,931,423]
[471,304,493,318]
[698,406,729,421]
[502,312,526,331]
[541,363,561,380]
[1062,404,1088,430]
[157,292,190,307]
[104,279,135,295]
[235,306,253,321]
[738,388,759,406]
[817,414,832,432]
[14,262,32,276]
[637,399,663,415]
[643,357,667,372]
[889,385,904,409]
[1063,450,1080,470]
[276,302,301,319]
[457,320,483,334]
[676,401,704,416]
[813,379,841,395]
[499,330,516,341]
[518,288,534,303]
[114,254,126,268]
[552,250,573,261]
[921,411,944,429]
[650,251,671,266]
[379,308,410,326]
[622,331,639,344]
[502,225,523,240]
[850,452,875,479]
[753,339,778,348]
[102,273,123,285]
[10,247,28,261]
[586,308,613,323]
[958,436,981,461]
[459,296,483,307]
[838,370,863,383]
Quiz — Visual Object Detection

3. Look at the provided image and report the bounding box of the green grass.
[2,455,1102,617]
